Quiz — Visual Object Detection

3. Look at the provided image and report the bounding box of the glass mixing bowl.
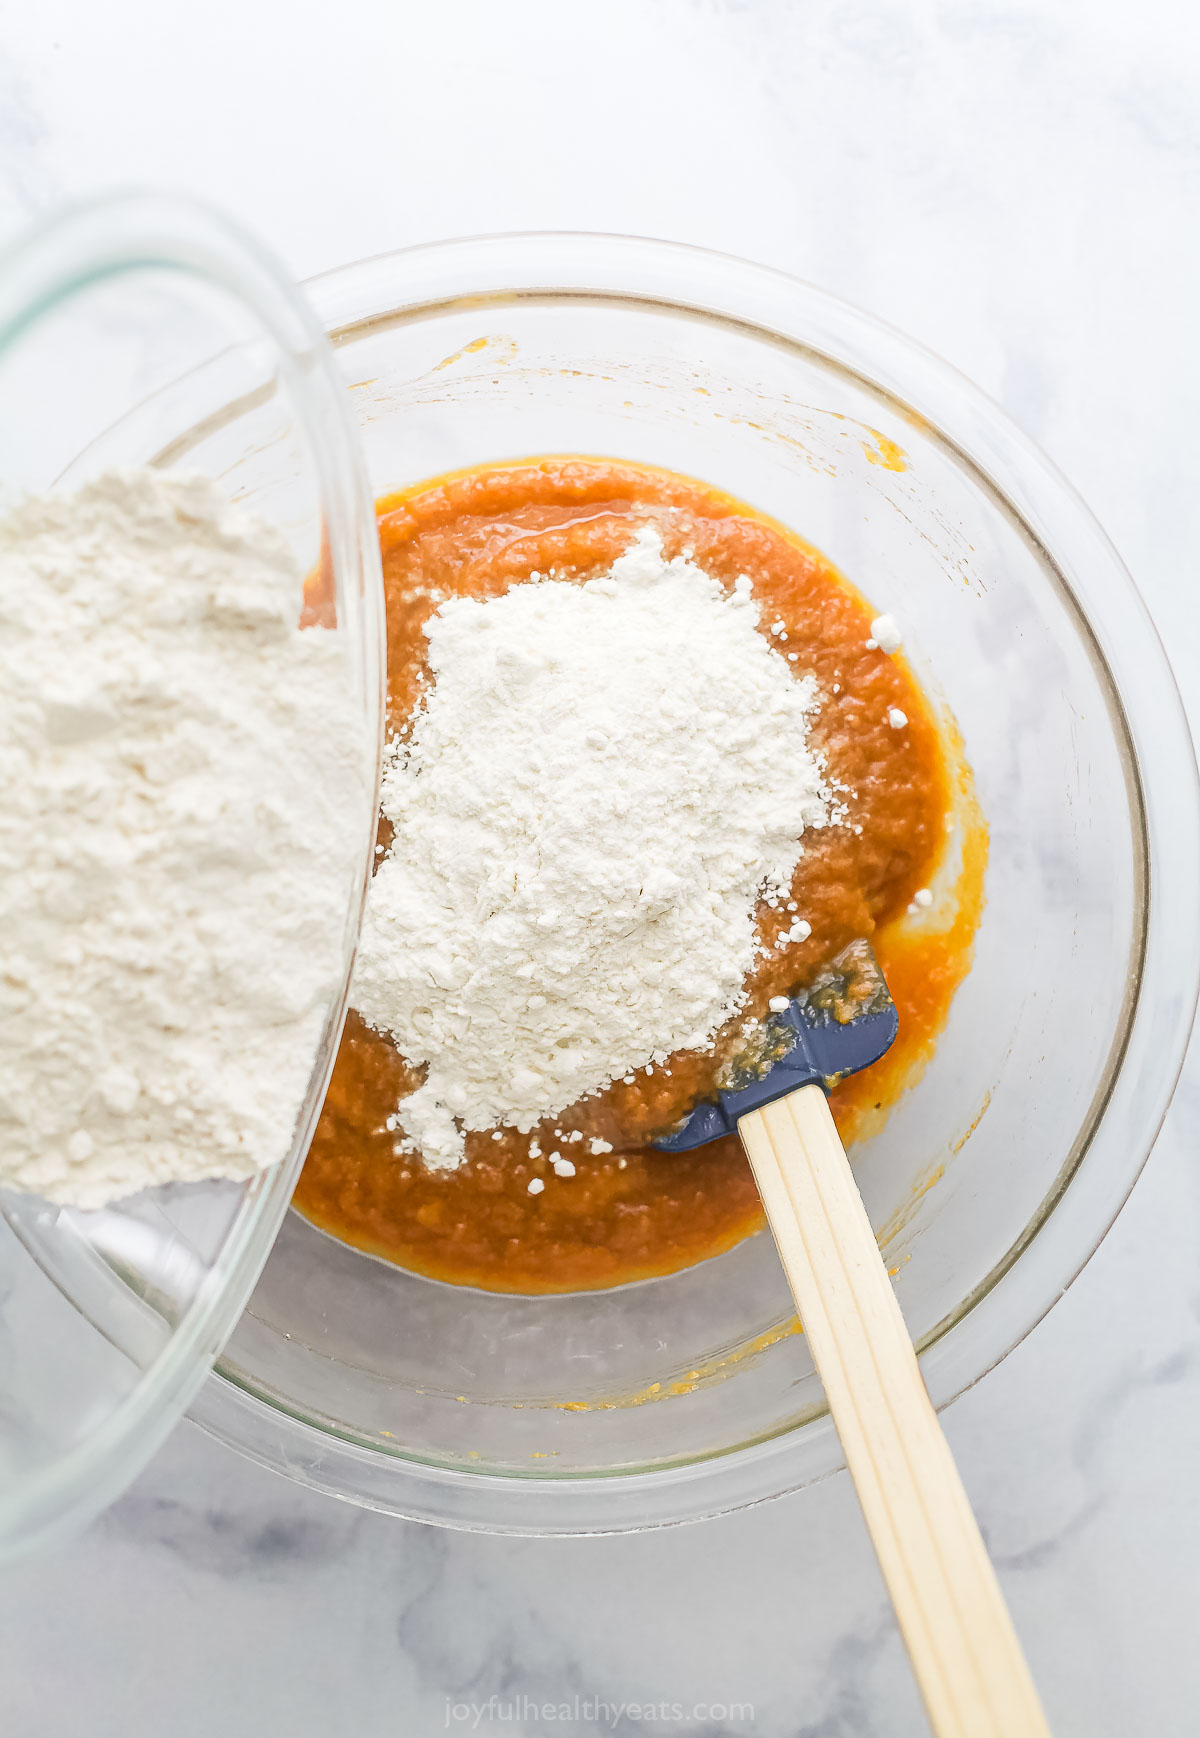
[0,194,384,1562]
[14,226,1188,1540]
[189,235,1198,1533]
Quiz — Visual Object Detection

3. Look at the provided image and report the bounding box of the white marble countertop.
[2,2,1199,1732]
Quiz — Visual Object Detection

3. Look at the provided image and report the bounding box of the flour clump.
[0,469,369,1208]
[353,527,837,1169]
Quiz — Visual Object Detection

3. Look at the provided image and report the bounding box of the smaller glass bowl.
[0,194,385,1563]
[193,235,1199,1534]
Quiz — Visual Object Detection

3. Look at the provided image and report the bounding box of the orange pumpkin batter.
[294,458,984,1292]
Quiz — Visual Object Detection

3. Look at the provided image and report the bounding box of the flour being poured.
[0,469,369,1208]
[353,527,838,1170]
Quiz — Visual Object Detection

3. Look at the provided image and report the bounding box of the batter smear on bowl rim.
[296,457,985,1291]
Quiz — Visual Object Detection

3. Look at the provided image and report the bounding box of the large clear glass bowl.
[186,235,1195,1532]
[0,194,385,1562]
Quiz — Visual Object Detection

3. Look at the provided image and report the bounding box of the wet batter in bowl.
[295,458,985,1292]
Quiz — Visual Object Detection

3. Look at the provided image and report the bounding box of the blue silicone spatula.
[657,941,1051,1738]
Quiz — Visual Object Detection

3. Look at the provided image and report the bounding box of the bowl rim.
[195,229,1200,1533]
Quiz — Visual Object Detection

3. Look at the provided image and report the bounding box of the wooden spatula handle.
[739,1084,1050,1738]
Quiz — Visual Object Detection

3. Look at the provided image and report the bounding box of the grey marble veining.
[1,1,1199,1733]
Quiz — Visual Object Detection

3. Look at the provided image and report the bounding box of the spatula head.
[654,938,898,1153]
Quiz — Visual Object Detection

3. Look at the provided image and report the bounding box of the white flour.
[0,469,369,1209]
[353,527,837,1169]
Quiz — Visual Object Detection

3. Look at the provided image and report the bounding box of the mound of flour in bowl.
[353,526,838,1170]
[0,469,369,1209]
